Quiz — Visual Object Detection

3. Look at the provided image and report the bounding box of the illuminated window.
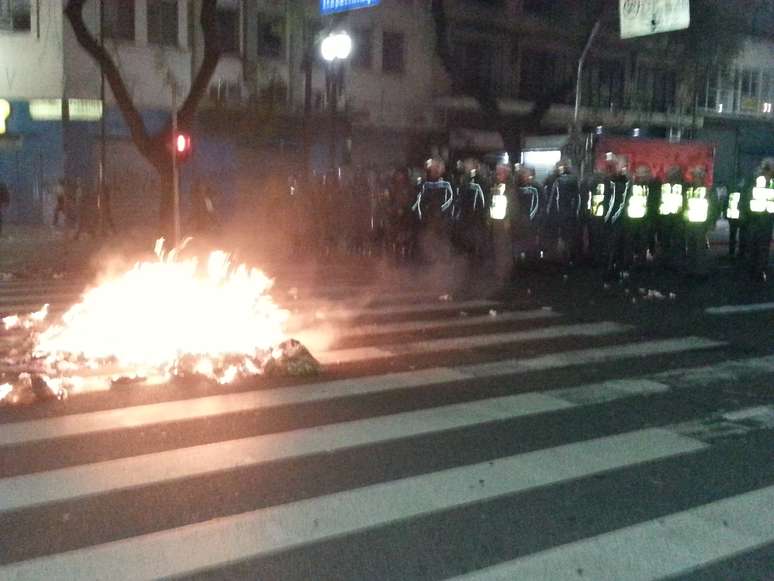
[0,0,31,32]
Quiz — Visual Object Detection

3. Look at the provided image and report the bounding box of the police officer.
[605,158,630,276]
[745,159,774,283]
[453,158,487,260]
[657,166,686,268]
[544,159,581,265]
[488,157,513,280]
[511,164,542,269]
[724,180,746,260]
[683,166,713,276]
[624,165,654,267]
[413,157,455,262]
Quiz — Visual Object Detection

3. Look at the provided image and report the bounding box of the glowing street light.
[320,31,352,170]
[320,31,352,62]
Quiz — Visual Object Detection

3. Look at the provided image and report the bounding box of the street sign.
[620,0,690,39]
[320,0,380,16]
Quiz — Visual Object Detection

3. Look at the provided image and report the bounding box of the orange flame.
[3,240,290,393]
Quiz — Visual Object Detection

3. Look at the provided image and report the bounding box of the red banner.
[595,137,716,185]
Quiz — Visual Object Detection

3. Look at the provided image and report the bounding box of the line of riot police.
[408,154,773,283]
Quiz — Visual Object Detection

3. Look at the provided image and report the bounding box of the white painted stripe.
[0,337,728,447]
[453,486,774,581]
[0,429,706,581]
[318,322,632,364]
[0,392,576,512]
[310,299,500,320]
[705,302,774,315]
[338,309,560,337]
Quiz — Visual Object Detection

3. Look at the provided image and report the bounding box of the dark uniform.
[605,171,630,274]
[657,169,686,267]
[511,166,542,266]
[745,163,774,282]
[724,185,746,259]
[624,169,654,266]
[544,166,581,264]
[683,171,713,276]
[453,167,487,259]
[413,159,455,262]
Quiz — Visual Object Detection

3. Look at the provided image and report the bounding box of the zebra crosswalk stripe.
[453,485,774,581]
[0,428,708,581]
[0,278,771,579]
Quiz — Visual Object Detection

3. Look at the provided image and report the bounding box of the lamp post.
[320,31,352,171]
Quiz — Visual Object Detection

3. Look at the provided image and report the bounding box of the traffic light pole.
[171,83,181,248]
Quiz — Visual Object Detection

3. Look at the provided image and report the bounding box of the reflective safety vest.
[490,183,508,220]
[589,183,606,217]
[726,191,741,220]
[750,175,774,214]
[627,184,648,219]
[659,183,683,215]
[685,186,709,223]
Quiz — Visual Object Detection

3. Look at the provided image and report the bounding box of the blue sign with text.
[320,0,380,16]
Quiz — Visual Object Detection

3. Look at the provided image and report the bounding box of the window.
[147,0,178,47]
[217,5,239,54]
[382,31,405,74]
[352,28,373,69]
[453,40,496,95]
[257,13,284,58]
[0,0,31,32]
[103,1,135,42]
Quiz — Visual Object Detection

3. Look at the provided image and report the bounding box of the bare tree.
[64,0,221,234]
[429,0,610,156]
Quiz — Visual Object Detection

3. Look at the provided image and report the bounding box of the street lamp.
[320,31,352,171]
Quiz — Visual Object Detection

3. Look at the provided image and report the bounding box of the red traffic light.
[174,132,191,156]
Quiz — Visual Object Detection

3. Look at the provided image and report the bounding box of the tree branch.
[177,0,220,127]
[64,0,155,160]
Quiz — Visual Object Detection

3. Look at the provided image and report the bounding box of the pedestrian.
[745,158,774,283]
[723,182,746,260]
[0,180,9,237]
[73,180,98,240]
[52,179,68,227]
[190,181,220,236]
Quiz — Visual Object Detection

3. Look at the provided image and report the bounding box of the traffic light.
[173,132,192,162]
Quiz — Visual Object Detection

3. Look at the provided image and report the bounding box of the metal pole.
[99,0,106,235]
[171,82,180,247]
[329,64,337,171]
[574,19,602,128]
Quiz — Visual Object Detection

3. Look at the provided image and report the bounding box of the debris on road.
[438,294,452,302]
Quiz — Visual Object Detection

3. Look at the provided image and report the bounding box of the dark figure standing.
[511,164,542,268]
[412,158,455,263]
[605,158,631,277]
[0,180,9,236]
[745,159,774,283]
[453,158,487,260]
[544,160,581,265]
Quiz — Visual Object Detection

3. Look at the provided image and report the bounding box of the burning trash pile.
[0,240,319,406]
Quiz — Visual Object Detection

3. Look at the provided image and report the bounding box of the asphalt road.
[0,257,772,580]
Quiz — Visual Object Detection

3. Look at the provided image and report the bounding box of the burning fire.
[1,239,313,405]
